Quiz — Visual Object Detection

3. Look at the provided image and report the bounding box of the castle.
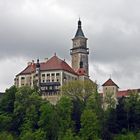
[14,20,140,104]
[14,19,90,103]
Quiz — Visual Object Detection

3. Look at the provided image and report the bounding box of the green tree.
[61,80,96,103]
[0,114,12,131]
[86,91,103,120]
[103,91,117,110]
[20,130,45,140]
[116,97,128,132]
[0,86,17,132]
[0,86,16,114]
[114,132,136,140]
[0,132,14,140]
[80,109,100,140]
[61,129,81,140]
[12,86,41,135]
[38,102,59,140]
[56,96,74,138]
[61,80,97,134]
[123,92,140,132]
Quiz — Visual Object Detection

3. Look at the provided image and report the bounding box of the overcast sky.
[0,0,140,92]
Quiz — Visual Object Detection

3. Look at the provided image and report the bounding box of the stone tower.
[70,19,89,76]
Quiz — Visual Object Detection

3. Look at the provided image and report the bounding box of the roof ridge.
[102,78,119,88]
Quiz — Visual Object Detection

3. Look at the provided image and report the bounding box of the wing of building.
[101,78,140,109]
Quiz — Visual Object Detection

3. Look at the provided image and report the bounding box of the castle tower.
[102,78,119,109]
[70,19,89,76]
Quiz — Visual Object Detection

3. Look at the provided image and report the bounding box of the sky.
[0,0,140,92]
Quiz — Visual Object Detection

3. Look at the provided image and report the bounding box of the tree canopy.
[0,83,140,140]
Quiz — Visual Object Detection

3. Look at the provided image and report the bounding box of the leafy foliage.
[61,80,96,103]
[0,84,140,140]
[80,109,100,140]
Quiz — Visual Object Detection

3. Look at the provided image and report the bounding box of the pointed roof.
[102,78,119,88]
[75,19,85,37]
[17,55,77,76]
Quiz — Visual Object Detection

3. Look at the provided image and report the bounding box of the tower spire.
[78,18,81,28]
[75,19,85,37]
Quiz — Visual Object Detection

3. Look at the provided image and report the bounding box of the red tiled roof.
[99,91,128,98]
[17,63,36,75]
[17,55,77,76]
[102,78,119,88]
[99,88,140,98]
[117,90,128,97]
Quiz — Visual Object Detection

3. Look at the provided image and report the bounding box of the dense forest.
[0,80,140,140]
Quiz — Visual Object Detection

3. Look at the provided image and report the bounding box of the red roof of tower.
[17,55,77,76]
[76,68,86,76]
[102,78,119,88]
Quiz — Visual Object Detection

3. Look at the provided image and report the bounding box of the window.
[21,77,25,80]
[56,73,60,76]
[42,74,45,77]
[57,79,59,82]
[51,73,55,76]
[42,80,45,83]
[47,74,50,76]
[52,79,54,82]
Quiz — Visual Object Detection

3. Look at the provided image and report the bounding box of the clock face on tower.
[73,39,86,48]
[76,40,80,47]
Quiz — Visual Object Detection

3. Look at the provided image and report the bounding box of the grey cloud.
[0,0,140,90]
